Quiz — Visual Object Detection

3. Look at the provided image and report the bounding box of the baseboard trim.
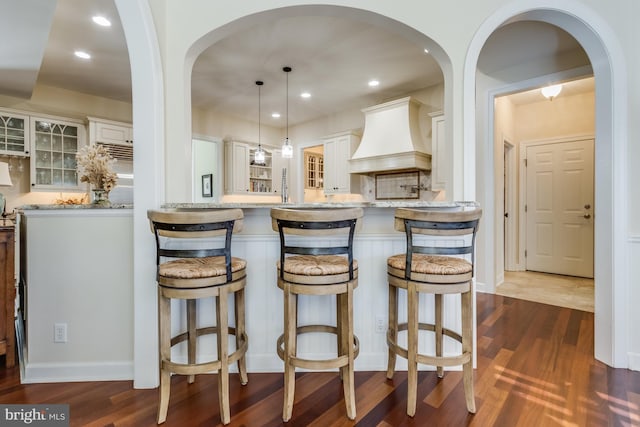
[628,352,640,371]
[22,361,133,384]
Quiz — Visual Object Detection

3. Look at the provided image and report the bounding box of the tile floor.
[495,270,594,312]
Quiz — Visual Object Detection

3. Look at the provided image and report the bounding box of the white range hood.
[349,97,431,174]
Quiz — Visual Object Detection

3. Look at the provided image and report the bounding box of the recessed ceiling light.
[424,48,429,54]
[74,50,91,60]
[300,92,311,99]
[368,80,380,87]
[92,16,111,27]
[272,112,281,118]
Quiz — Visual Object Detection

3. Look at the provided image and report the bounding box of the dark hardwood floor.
[1,293,639,426]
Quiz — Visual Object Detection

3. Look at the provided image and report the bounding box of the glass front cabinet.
[30,117,85,191]
[0,112,30,156]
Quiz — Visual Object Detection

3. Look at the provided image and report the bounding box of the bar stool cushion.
[280,255,358,276]
[160,256,247,279]
[387,254,471,275]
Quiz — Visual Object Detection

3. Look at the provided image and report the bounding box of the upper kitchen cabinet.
[88,117,133,146]
[0,110,30,156]
[30,116,86,191]
[224,140,282,195]
[429,112,446,192]
[323,131,360,195]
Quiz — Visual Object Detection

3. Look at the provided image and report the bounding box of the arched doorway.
[465,4,628,367]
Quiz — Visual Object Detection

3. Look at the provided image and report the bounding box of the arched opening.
[184,6,453,202]
[467,5,628,367]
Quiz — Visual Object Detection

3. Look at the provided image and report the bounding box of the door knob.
[584,204,591,209]
[584,213,591,219]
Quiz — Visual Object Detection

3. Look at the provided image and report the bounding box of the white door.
[525,139,594,278]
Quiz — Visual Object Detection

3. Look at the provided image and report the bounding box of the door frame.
[503,138,518,271]
[519,134,595,272]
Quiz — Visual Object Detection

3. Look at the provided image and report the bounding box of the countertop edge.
[161,201,479,209]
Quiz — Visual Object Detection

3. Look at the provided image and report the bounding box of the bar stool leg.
[386,284,398,379]
[341,284,356,420]
[435,294,444,378]
[461,287,476,413]
[235,287,248,385]
[157,289,171,424]
[387,284,398,379]
[216,289,230,425]
[337,293,343,381]
[187,299,196,384]
[407,283,419,417]
[282,284,297,422]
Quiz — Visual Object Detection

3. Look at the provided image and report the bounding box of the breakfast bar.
[15,200,477,383]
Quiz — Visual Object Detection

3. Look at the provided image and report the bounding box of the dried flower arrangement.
[76,144,118,192]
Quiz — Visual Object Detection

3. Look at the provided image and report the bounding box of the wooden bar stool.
[270,207,363,422]
[386,207,482,416]
[148,209,249,425]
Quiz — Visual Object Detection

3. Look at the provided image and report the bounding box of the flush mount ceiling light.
[368,80,380,87]
[254,81,266,165]
[74,50,91,60]
[300,92,311,99]
[92,15,111,27]
[541,84,562,100]
[271,112,281,118]
[281,66,293,159]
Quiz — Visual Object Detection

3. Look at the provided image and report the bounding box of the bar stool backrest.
[147,209,244,282]
[270,208,363,281]
[394,208,482,278]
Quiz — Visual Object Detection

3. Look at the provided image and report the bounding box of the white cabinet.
[225,141,250,194]
[429,112,446,191]
[225,141,283,195]
[88,117,133,146]
[0,111,29,156]
[30,116,86,191]
[323,132,360,195]
[271,148,285,194]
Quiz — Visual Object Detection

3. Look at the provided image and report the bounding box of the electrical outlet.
[54,323,67,343]
[375,316,386,334]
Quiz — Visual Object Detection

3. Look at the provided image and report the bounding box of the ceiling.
[2,1,593,127]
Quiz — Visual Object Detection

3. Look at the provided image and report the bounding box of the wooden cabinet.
[30,116,85,191]
[323,132,360,195]
[0,111,29,156]
[304,151,324,189]
[225,141,283,195]
[429,112,446,191]
[0,223,15,367]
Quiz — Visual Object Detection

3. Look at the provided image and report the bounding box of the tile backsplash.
[360,171,440,202]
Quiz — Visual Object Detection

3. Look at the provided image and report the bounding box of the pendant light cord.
[283,66,292,141]
[257,81,262,148]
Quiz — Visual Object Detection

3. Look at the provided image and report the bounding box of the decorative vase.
[91,189,110,206]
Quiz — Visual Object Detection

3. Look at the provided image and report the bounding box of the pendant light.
[281,66,293,159]
[541,84,562,101]
[254,80,266,165]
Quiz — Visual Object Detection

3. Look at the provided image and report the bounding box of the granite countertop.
[162,201,478,209]
[20,203,133,210]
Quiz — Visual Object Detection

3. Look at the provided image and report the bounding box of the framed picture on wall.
[202,173,213,197]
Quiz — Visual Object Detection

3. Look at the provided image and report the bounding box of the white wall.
[21,210,133,383]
